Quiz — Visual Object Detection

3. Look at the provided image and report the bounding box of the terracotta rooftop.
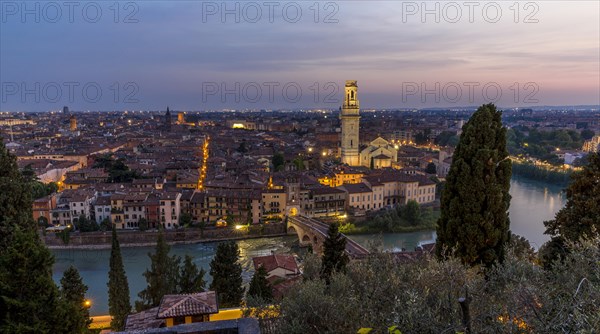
[252,254,299,275]
[310,186,345,195]
[339,183,372,194]
[124,307,164,331]
[156,291,218,319]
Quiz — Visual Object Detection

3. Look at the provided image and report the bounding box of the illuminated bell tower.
[340,80,360,166]
[69,114,77,131]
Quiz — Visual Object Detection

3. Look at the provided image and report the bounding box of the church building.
[360,137,398,169]
[340,81,398,169]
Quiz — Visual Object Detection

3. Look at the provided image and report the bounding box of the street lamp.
[84,299,92,308]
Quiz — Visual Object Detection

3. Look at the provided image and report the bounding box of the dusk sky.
[1,1,599,111]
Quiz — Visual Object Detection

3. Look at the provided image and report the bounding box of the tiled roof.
[95,196,111,206]
[124,307,164,331]
[339,183,372,194]
[310,186,345,195]
[252,254,299,274]
[156,291,218,319]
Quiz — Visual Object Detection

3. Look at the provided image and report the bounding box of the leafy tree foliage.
[538,236,568,269]
[0,228,71,333]
[0,139,75,333]
[37,216,49,228]
[93,153,115,169]
[507,233,535,261]
[93,154,139,183]
[138,217,148,231]
[272,152,285,172]
[60,265,92,332]
[279,239,600,333]
[195,219,207,237]
[247,266,273,301]
[20,164,58,198]
[348,202,438,234]
[292,157,305,171]
[0,138,35,248]
[100,218,112,232]
[136,240,208,307]
[237,141,248,153]
[136,231,181,311]
[58,227,71,245]
[414,129,431,145]
[76,214,99,232]
[210,241,244,308]
[435,130,460,147]
[436,104,512,267]
[179,255,206,294]
[320,223,349,282]
[402,200,421,225]
[511,161,571,186]
[26,179,58,201]
[20,164,37,183]
[425,162,437,174]
[108,158,139,183]
[108,228,131,331]
[179,212,192,227]
[542,152,600,266]
[581,129,595,140]
[506,127,584,164]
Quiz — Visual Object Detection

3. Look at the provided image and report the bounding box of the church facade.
[340,81,398,169]
[359,137,398,169]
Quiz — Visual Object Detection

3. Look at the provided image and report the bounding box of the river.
[52,177,566,316]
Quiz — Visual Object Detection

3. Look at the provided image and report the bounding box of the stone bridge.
[287,215,370,259]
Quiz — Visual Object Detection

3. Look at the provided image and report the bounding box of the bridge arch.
[287,225,297,234]
[287,215,370,258]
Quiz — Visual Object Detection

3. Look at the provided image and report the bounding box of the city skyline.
[1,1,599,111]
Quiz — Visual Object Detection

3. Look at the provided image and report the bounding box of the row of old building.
[33,167,436,229]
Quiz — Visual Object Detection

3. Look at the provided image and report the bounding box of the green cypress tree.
[60,265,92,332]
[209,241,244,308]
[541,152,600,266]
[136,231,181,311]
[247,266,273,301]
[320,222,349,282]
[0,138,69,333]
[179,255,206,294]
[0,228,68,333]
[436,103,512,267]
[108,228,131,331]
[0,137,35,249]
[402,200,422,225]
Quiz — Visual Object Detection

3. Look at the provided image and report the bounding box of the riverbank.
[340,206,440,235]
[511,161,572,187]
[44,223,287,250]
[52,236,300,316]
[341,223,436,235]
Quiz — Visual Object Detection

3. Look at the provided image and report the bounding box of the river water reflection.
[53,177,566,315]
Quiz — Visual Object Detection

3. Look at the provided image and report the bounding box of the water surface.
[53,177,566,315]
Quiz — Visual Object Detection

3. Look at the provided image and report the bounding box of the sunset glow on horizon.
[1,1,598,110]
